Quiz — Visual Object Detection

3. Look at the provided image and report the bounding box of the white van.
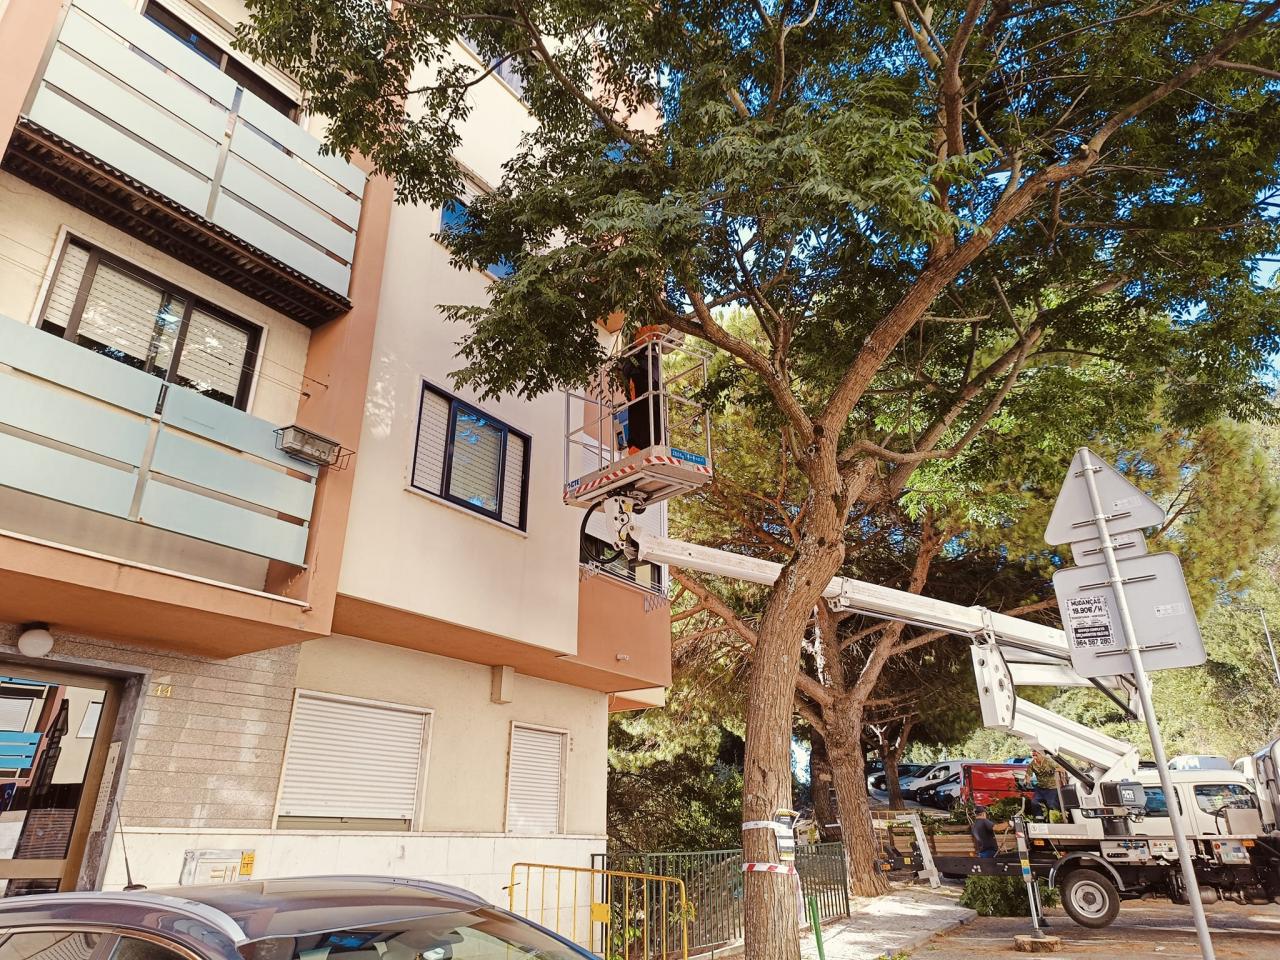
[901,759,980,800]
[1168,754,1233,771]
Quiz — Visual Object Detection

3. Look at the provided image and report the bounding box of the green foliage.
[960,877,1061,917]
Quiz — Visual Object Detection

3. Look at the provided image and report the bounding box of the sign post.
[1048,448,1215,960]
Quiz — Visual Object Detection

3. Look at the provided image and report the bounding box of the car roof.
[0,876,491,949]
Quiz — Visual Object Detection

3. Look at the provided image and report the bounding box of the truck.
[587,491,1280,930]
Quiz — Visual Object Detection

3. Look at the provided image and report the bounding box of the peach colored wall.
[0,0,62,156]
[574,574,672,688]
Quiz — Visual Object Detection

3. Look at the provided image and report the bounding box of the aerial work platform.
[564,328,713,509]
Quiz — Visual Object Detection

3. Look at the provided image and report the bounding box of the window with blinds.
[506,725,565,835]
[277,691,430,829]
[38,239,261,408]
[411,382,530,529]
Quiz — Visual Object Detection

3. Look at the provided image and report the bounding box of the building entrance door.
[0,662,120,895]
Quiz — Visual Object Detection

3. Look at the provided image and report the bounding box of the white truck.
[589,494,1280,929]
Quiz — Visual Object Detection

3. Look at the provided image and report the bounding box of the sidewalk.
[799,887,976,960]
[709,885,976,960]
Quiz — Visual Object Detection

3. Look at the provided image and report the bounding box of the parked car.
[0,876,593,960]
[917,772,962,808]
[864,759,884,790]
[901,759,980,800]
[870,762,928,792]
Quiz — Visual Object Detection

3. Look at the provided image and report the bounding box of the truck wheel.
[1061,869,1121,928]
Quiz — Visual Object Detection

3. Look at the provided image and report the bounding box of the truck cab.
[1132,769,1263,838]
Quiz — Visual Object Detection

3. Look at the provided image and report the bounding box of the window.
[581,534,665,592]
[459,35,527,98]
[0,932,101,960]
[236,911,584,960]
[1143,785,1183,818]
[143,2,299,119]
[39,240,260,409]
[1193,783,1258,815]
[412,382,529,529]
[277,691,431,831]
[439,199,515,279]
[506,725,565,834]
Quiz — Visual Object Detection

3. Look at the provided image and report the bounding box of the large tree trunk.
[810,735,838,842]
[742,475,848,960]
[827,702,890,898]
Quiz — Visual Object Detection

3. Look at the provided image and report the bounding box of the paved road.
[914,899,1280,959]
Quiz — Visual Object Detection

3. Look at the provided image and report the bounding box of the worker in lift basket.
[972,806,999,859]
[617,326,666,453]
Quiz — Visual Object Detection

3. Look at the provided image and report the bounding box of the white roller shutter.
[506,725,565,834]
[413,388,451,495]
[278,692,429,821]
[501,433,526,527]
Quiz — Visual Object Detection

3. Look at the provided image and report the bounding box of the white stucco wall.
[336,60,585,654]
[296,636,609,836]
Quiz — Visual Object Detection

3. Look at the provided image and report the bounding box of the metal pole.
[1013,817,1046,937]
[1078,448,1215,960]
[1257,607,1280,687]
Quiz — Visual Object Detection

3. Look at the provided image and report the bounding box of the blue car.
[0,875,593,960]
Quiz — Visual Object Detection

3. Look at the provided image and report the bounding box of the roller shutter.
[278,692,429,821]
[506,725,565,834]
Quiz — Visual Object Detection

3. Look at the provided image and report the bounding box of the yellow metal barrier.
[509,862,690,960]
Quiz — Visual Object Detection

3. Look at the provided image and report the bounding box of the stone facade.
[0,623,299,830]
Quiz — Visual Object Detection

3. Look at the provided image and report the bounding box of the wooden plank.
[151,430,315,519]
[27,87,211,212]
[159,385,318,475]
[219,156,356,262]
[71,0,236,109]
[237,94,366,196]
[138,481,308,565]
[0,431,136,518]
[58,11,229,141]
[0,374,151,466]
[41,49,221,177]
[209,193,351,296]
[0,314,162,415]
[228,124,361,228]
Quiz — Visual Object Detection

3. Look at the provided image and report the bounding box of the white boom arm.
[626,521,1140,802]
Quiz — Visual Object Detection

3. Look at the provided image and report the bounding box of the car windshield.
[238,909,586,960]
[909,765,936,779]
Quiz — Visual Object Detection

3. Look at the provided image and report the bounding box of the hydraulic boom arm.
[616,513,1140,803]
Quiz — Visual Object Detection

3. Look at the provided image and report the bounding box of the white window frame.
[273,689,434,831]
[504,721,568,835]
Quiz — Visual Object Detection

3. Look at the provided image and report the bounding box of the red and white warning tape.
[741,862,798,875]
[566,455,713,499]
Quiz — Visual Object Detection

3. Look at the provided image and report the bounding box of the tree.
[240,4,1280,955]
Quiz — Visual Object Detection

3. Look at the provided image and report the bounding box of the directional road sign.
[1052,551,1206,678]
[1069,529,1148,567]
[1045,449,1165,546]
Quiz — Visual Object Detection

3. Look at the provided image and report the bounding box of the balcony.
[0,313,325,653]
[3,0,365,326]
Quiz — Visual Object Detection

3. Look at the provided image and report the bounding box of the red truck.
[924,762,1036,809]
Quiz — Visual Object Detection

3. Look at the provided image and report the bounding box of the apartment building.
[0,0,670,902]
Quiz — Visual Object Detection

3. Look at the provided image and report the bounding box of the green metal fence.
[598,843,849,954]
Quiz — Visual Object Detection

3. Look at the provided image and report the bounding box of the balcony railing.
[15,0,364,310]
[0,314,319,577]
